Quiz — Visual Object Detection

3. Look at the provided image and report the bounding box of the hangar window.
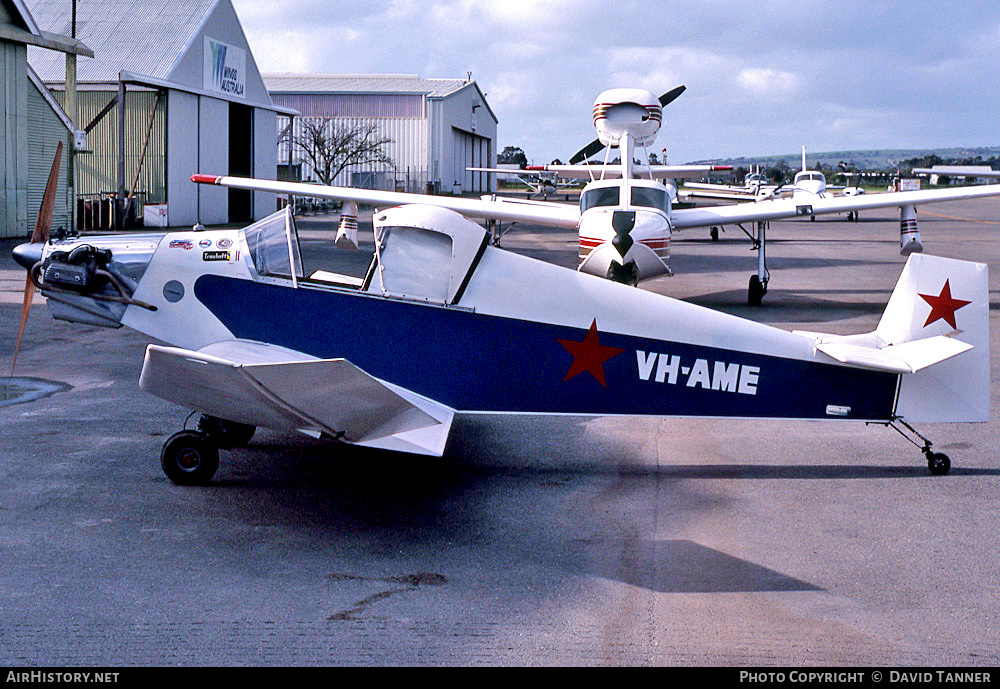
[581,186,620,212]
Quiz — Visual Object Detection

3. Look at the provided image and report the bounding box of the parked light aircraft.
[683,165,778,203]
[466,165,578,200]
[188,87,1000,305]
[10,148,989,482]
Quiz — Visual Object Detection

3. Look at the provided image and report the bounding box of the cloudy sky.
[232,0,1000,164]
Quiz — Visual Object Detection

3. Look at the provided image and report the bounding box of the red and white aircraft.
[194,87,1000,303]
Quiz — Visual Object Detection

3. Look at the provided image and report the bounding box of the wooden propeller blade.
[10,141,63,375]
[32,140,63,244]
[11,278,35,376]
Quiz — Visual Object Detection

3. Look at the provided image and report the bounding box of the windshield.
[243,208,304,280]
[630,186,669,212]
[580,186,620,212]
[795,172,825,183]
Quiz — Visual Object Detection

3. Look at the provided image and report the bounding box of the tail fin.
[882,254,989,422]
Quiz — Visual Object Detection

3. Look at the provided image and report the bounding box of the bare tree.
[283,118,394,186]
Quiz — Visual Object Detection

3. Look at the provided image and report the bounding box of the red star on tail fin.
[918,279,971,329]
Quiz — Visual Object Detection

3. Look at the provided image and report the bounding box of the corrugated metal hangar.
[265,73,498,194]
[1,0,90,238]
[25,0,293,230]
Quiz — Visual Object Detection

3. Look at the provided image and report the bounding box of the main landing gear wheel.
[197,414,256,449]
[161,430,220,485]
[926,451,951,476]
[710,226,719,241]
[748,274,767,306]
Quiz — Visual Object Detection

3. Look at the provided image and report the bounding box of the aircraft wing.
[913,167,1000,178]
[192,174,581,229]
[139,340,455,456]
[671,184,1000,230]
[525,164,732,179]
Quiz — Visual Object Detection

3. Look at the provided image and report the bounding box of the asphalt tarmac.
[1,195,999,666]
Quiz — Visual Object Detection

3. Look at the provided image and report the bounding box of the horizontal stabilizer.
[139,340,454,456]
[815,335,972,373]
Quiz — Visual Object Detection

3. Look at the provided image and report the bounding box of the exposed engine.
[28,242,158,328]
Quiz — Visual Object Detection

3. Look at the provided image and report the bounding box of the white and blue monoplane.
[11,161,989,483]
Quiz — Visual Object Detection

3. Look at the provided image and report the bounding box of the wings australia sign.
[204,37,246,98]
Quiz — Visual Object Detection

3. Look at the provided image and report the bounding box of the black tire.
[927,452,951,476]
[710,227,719,241]
[161,430,219,485]
[748,275,766,306]
[197,415,256,449]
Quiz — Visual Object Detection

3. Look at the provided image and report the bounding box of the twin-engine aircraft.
[194,87,1000,304]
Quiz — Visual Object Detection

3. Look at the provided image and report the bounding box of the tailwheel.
[926,451,951,476]
[197,414,256,449]
[748,274,767,306]
[161,430,219,485]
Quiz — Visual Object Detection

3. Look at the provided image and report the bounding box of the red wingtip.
[191,174,221,185]
[712,166,734,171]
[524,165,545,170]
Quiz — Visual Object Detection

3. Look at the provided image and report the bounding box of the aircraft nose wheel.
[748,274,767,305]
[161,430,220,485]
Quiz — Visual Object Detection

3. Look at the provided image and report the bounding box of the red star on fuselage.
[918,279,971,329]
[557,319,624,388]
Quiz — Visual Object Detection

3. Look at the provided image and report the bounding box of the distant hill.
[690,147,1000,170]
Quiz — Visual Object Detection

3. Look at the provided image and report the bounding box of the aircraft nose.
[12,242,44,270]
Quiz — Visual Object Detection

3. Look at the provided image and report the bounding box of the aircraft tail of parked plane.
[793,253,988,425]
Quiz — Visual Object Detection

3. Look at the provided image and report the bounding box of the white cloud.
[737,68,799,99]
[231,0,1000,162]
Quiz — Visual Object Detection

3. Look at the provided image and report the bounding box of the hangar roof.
[25,0,215,82]
[263,73,473,99]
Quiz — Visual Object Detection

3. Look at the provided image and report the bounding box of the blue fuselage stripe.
[194,276,898,420]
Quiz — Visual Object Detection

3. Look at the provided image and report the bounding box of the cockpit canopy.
[580,181,670,214]
[794,171,826,184]
[364,205,488,305]
[243,208,304,280]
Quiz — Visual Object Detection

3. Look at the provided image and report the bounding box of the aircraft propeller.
[568,85,686,164]
[11,141,63,375]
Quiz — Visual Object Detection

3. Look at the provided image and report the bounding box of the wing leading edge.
[192,174,580,229]
[139,340,455,456]
[671,184,1000,229]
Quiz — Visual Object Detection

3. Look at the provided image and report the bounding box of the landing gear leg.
[745,220,769,305]
[197,414,256,449]
[884,418,951,475]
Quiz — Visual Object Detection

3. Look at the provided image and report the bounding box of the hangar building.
[1,0,90,238]
[26,0,294,229]
[264,73,498,195]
